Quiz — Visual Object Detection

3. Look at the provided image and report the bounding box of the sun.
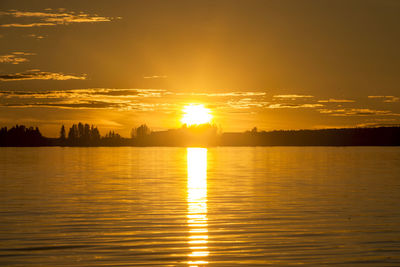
[181,104,212,126]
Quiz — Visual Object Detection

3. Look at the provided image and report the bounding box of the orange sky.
[0,0,399,137]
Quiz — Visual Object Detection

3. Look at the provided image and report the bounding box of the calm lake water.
[1,147,400,266]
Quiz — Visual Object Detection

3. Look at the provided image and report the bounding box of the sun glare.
[181,104,212,126]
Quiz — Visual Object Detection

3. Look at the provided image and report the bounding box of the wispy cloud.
[4,100,123,109]
[356,122,400,128]
[0,89,268,111]
[1,88,398,121]
[368,95,400,103]
[0,52,35,64]
[1,22,55,28]
[267,103,323,109]
[0,89,170,110]
[0,70,86,81]
[26,34,45,39]
[273,94,314,99]
[0,89,165,98]
[355,118,399,128]
[0,89,351,113]
[178,92,267,97]
[143,75,168,79]
[318,99,355,103]
[226,98,268,109]
[319,108,400,116]
[0,10,120,28]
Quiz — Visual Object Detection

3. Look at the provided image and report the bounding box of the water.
[1,147,400,266]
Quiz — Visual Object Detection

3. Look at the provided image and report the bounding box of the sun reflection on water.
[187,148,209,266]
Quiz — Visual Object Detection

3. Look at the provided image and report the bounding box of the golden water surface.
[1,147,400,266]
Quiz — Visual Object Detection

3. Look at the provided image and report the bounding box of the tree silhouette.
[68,124,78,144]
[91,125,100,142]
[131,124,151,139]
[60,125,66,140]
[0,125,46,146]
[66,123,101,146]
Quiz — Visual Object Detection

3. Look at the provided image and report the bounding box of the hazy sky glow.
[1,0,399,136]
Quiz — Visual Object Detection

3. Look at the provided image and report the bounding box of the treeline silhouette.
[0,123,399,147]
[222,127,400,146]
[0,125,46,146]
[61,123,128,146]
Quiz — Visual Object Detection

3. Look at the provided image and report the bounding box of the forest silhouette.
[0,123,399,147]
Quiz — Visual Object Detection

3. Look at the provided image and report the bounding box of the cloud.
[0,89,269,112]
[273,94,314,99]
[178,92,267,97]
[3,100,123,109]
[0,10,120,28]
[319,108,400,116]
[0,88,166,99]
[79,88,166,97]
[26,34,45,39]
[91,89,140,96]
[226,98,268,109]
[356,122,400,128]
[1,22,55,28]
[0,88,324,112]
[2,100,172,112]
[0,89,172,111]
[368,96,386,98]
[3,88,397,120]
[143,75,168,79]
[368,95,399,103]
[318,99,355,103]
[0,70,86,81]
[267,103,323,109]
[0,52,36,64]
[12,52,36,55]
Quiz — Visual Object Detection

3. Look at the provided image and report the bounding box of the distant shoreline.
[1,125,399,147]
[1,145,399,148]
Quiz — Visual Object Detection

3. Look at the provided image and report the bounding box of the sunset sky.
[1,0,399,137]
